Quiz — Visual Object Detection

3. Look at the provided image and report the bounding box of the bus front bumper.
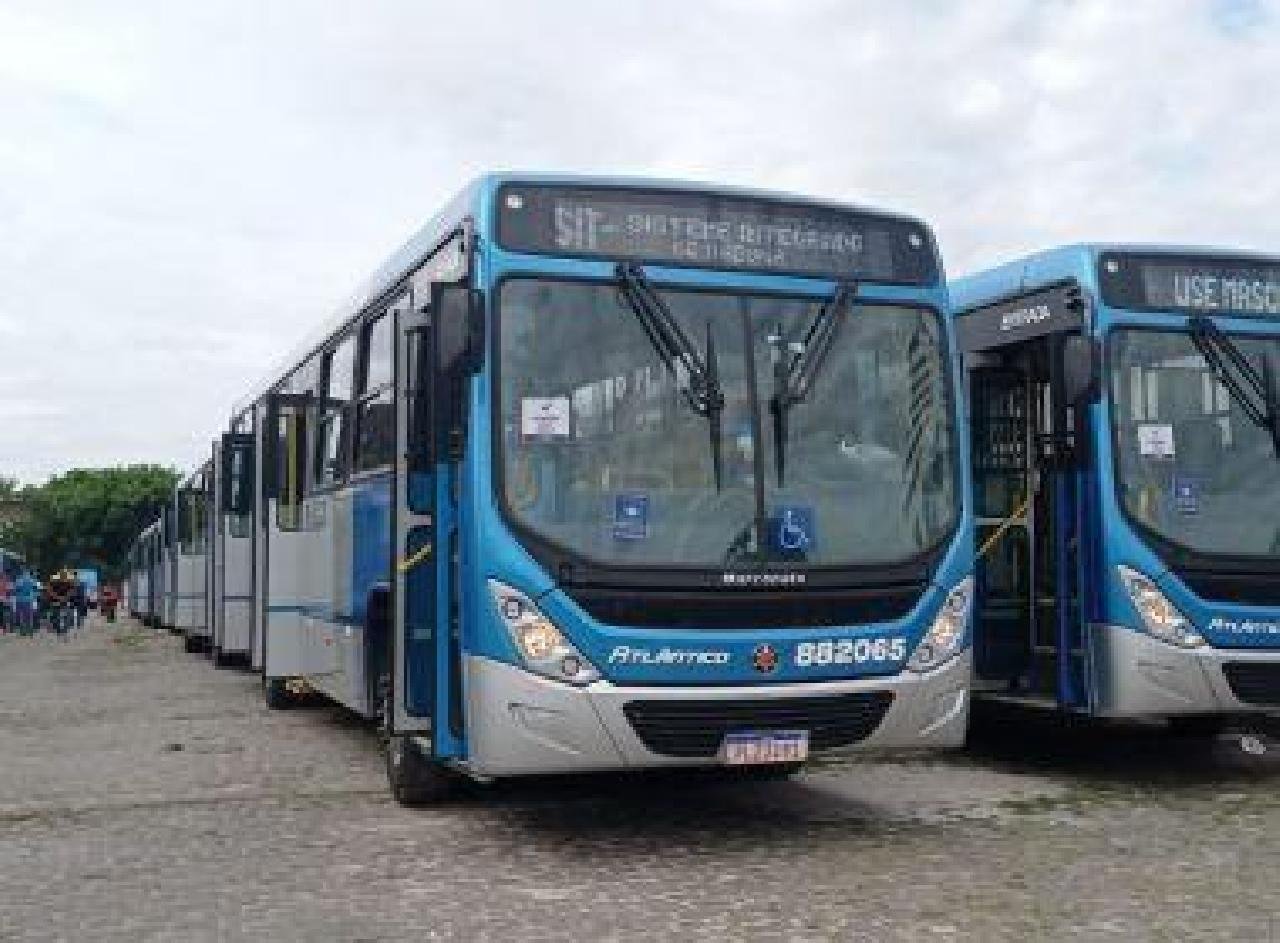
[1090,623,1280,718]
[462,652,970,777]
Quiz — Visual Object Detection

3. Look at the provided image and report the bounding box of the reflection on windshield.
[498,278,958,568]
[1111,329,1280,556]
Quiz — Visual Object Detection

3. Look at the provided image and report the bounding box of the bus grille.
[622,692,894,758]
[1176,569,1280,607]
[1223,663,1280,706]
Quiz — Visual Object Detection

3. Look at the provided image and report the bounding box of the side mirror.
[430,283,483,376]
[1061,334,1100,405]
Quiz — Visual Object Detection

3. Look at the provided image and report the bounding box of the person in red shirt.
[100,585,119,622]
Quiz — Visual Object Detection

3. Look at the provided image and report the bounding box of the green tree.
[7,466,178,581]
[0,475,27,550]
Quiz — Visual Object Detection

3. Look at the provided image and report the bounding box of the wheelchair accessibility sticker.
[769,505,815,555]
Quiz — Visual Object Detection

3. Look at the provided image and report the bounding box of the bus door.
[221,431,256,658]
[969,367,1035,685]
[388,272,477,757]
[210,437,225,649]
[959,282,1098,710]
[252,401,269,671]
[262,391,313,681]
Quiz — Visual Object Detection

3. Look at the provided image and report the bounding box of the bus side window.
[355,312,395,473]
[227,418,254,538]
[277,407,308,531]
[179,489,195,555]
[316,334,356,488]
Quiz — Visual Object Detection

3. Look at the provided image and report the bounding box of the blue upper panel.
[953,243,1280,335]
[234,172,945,416]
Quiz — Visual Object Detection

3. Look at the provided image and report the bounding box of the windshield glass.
[1110,328,1280,557]
[497,278,958,568]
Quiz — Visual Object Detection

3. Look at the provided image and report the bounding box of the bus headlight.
[1116,565,1205,648]
[907,577,973,674]
[487,581,601,685]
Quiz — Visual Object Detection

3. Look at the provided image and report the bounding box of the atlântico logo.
[752,643,779,674]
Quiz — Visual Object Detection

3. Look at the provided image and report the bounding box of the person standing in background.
[13,569,37,637]
[0,568,11,633]
[72,578,89,630]
[47,570,74,638]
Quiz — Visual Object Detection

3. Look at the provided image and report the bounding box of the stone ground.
[1,617,1279,942]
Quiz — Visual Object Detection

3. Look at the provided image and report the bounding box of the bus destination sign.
[496,184,938,284]
[1100,252,1280,318]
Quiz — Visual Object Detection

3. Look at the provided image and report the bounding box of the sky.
[1,0,1278,483]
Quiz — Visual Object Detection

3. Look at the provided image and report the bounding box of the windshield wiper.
[615,262,725,489]
[1189,316,1280,458]
[768,282,857,486]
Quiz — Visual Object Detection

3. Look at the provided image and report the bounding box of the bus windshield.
[1110,328,1280,557]
[497,277,958,569]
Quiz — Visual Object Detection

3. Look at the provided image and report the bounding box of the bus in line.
[130,520,163,627]
[209,422,257,667]
[171,465,212,652]
[953,245,1280,733]
[171,174,974,803]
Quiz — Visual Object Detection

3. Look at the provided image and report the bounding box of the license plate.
[719,730,809,766]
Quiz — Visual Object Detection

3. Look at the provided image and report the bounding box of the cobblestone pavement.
[1,618,1278,942]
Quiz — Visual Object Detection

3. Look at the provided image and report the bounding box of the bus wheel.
[263,677,293,710]
[380,691,454,806]
[386,733,454,806]
[183,635,201,654]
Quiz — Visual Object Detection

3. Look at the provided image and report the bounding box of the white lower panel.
[464,652,971,778]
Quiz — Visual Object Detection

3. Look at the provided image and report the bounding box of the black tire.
[213,647,235,669]
[379,686,455,806]
[183,634,201,654]
[386,732,455,806]
[264,677,293,710]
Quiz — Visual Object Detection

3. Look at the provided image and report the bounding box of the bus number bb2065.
[794,638,908,667]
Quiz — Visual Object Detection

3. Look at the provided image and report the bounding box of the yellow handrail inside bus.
[397,543,433,573]
[977,494,1031,561]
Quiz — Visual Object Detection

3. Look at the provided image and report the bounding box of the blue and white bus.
[171,465,212,652]
[226,174,972,802]
[131,520,161,626]
[209,420,257,667]
[126,536,141,619]
[953,245,1280,731]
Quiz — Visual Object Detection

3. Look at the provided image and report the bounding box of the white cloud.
[1,0,1278,482]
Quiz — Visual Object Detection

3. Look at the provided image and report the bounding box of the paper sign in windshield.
[521,397,571,438]
[1137,423,1175,459]
[613,493,650,541]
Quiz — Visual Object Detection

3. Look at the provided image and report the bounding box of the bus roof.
[952,242,1280,314]
[231,172,935,417]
